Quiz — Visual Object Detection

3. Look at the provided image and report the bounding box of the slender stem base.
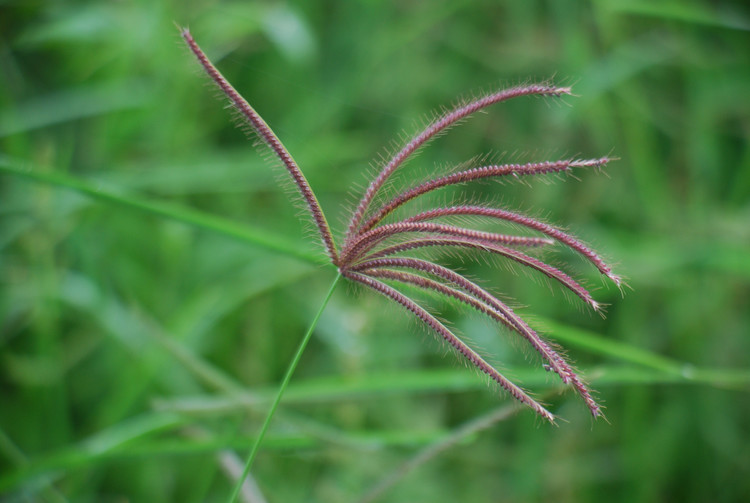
[228,274,342,503]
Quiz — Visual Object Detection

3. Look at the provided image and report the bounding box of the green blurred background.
[1,1,749,502]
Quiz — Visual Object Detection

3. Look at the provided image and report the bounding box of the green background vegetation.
[1,1,749,501]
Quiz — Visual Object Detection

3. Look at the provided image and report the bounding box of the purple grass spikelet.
[182,28,620,422]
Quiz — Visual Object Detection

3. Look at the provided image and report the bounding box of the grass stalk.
[227,273,342,503]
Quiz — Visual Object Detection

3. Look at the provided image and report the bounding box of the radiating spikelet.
[182,27,620,422]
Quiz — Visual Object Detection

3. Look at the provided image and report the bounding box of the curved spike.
[181,28,339,264]
[357,238,600,311]
[345,86,575,243]
[351,158,608,242]
[343,269,555,422]
[404,205,620,285]
[343,221,553,264]
[364,268,571,382]
[354,258,602,417]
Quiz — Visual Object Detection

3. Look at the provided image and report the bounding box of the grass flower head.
[181,28,621,423]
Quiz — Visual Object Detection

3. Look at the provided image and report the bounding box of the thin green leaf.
[153,363,750,416]
[0,155,325,264]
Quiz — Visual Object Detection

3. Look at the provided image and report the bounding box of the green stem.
[228,273,342,503]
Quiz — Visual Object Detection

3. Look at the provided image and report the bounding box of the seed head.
[182,28,621,422]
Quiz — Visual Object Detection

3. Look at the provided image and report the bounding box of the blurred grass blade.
[538,317,750,387]
[0,81,151,137]
[0,155,324,264]
[153,362,750,416]
[359,403,519,503]
[601,0,750,31]
[0,413,185,493]
[0,423,453,494]
[591,365,750,387]
[536,317,683,373]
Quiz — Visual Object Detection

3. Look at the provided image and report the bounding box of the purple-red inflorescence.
[182,28,620,422]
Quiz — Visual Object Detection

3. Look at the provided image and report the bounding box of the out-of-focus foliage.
[1,1,748,502]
